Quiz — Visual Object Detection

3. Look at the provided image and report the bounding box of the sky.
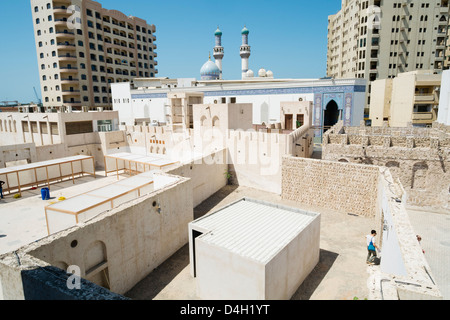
[0,0,342,104]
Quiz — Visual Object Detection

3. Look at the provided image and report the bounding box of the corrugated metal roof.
[191,198,319,264]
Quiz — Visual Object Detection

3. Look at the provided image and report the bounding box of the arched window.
[212,116,220,127]
[200,115,207,126]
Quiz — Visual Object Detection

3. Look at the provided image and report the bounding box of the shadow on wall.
[21,266,128,300]
[125,244,191,300]
[290,249,339,300]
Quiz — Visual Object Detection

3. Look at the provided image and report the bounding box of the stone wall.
[281,156,380,217]
[322,121,450,213]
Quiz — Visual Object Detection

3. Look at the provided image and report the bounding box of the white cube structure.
[189,198,321,300]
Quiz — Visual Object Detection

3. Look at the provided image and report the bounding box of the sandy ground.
[125,185,378,300]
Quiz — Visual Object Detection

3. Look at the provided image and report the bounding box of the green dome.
[215,27,222,36]
[241,26,249,35]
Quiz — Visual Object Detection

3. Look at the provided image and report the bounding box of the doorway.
[192,229,203,278]
[296,114,304,128]
[285,114,293,130]
[324,100,340,128]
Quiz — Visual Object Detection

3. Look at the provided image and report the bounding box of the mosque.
[111,26,367,133]
[200,26,273,81]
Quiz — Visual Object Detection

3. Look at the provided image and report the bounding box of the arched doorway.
[324,100,340,127]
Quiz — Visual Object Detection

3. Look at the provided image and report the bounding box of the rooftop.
[191,198,319,264]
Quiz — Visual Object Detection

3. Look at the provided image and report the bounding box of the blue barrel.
[41,188,50,200]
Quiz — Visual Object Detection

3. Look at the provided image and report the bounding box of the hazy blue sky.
[0,0,341,103]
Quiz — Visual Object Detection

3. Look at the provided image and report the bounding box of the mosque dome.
[266,70,273,78]
[246,69,254,78]
[241,26,249,35]
[258,68,267,77]
[215,27,222,36]
[200,56,220,80]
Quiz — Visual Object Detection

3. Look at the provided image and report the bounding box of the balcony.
[63,101,82,107]
[412,112,435,123]
[58,54,77,61]
[62,90,81,96]
[61,78,79,84]
[57,42,76,50]
[60,67,78,73]
[56,31,75,39]
[53,6,71,14]
[54,18,68,26]
[414,93,438,104]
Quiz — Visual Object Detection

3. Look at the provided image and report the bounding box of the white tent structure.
[45,171,180,235]
[0,155,95,195]
[104,152,179,179]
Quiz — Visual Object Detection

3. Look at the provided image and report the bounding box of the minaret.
[213,27,224,79]
[240,26,251,80]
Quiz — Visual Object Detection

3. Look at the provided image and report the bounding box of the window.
[36,18,40,24]
[34,6,38,12]
[37,30,41,36]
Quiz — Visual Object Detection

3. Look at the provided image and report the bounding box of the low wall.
[281,156,380,217]
[322,122,450,213]
[167,149,228,208]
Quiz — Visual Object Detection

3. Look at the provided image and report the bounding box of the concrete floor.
[125,185,378,300]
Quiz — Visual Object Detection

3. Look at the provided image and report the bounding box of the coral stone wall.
[281,156,380,217]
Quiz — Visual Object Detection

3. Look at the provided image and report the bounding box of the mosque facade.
[112,27,367,133]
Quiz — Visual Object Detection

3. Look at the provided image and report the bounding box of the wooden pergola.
[104,153,179,180]
[0,155,96,195]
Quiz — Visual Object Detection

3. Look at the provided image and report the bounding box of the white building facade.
[112,77,367,136]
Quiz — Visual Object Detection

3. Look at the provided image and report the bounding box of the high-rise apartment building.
[327,0,449,108]
[31,0,158,110]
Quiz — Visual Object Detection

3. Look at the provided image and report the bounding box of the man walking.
[0,180,5,199]
[366,230,379,264]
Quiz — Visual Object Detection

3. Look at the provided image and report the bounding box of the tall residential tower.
[327,0,449,108]
[31,0,158,110]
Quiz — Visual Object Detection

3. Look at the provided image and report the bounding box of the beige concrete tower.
[327,0,449,110]
[31,0,158,110]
